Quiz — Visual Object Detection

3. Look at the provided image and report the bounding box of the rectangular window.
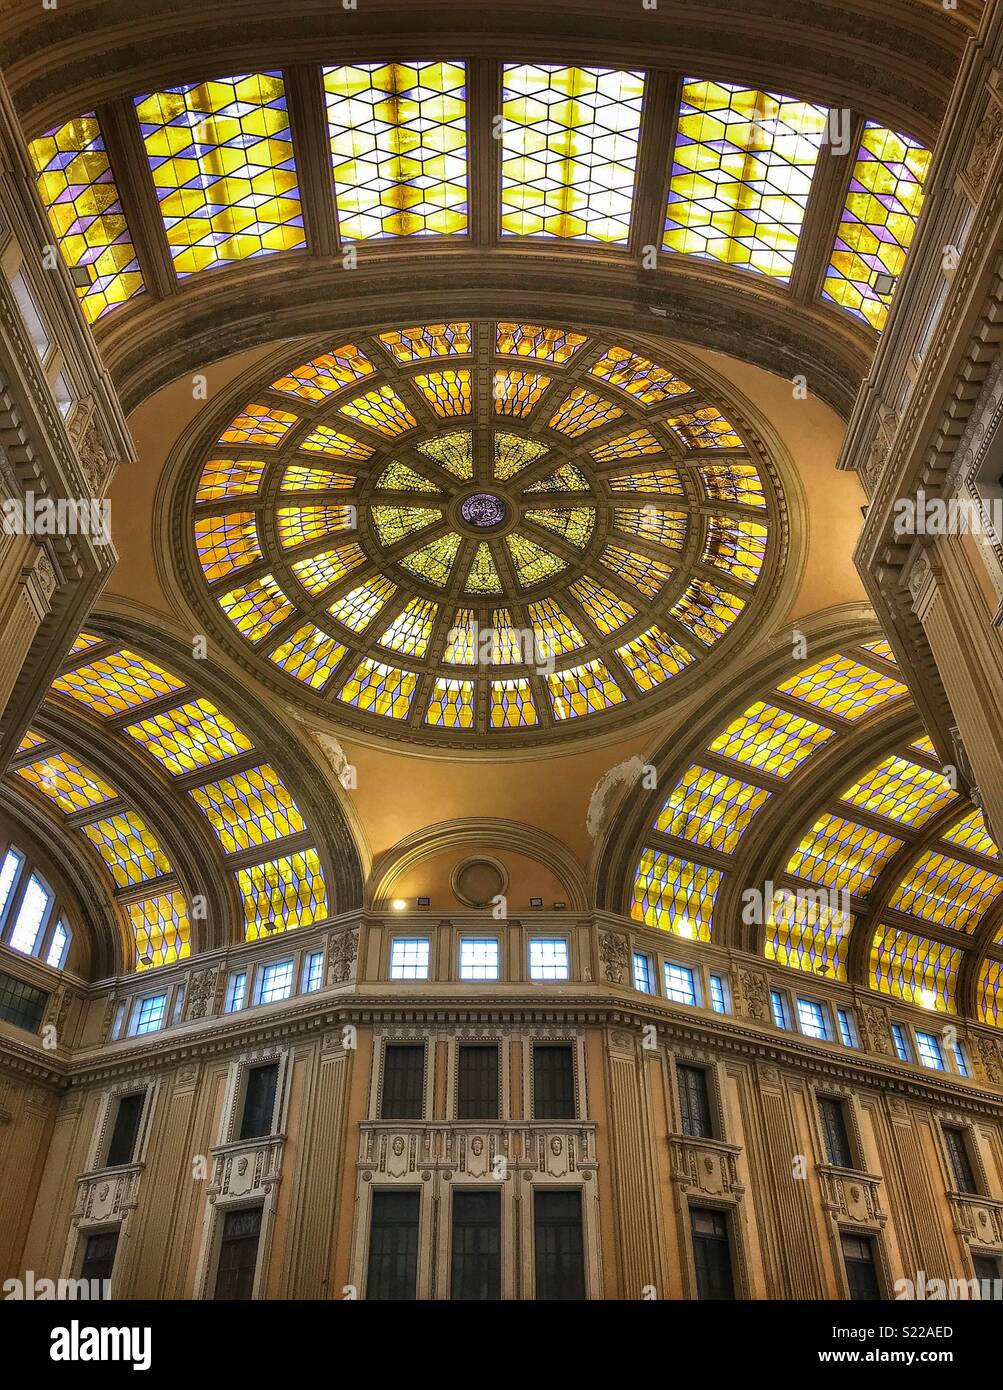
[389,937,430,980]
[213,1207,262,1300]
[819,1096,854,1169]
[9,874,50,955]
[381,1043,425,1119]
[46,920,70,969]
[451,1190,501,1300]
[973,1254,1002,1299]
[951,1040,969,1077]
[171,985,186,1025]
[367,1191,420,1300]
[943,1126,978,1195]
[529,938,569,980]
[79,1231,118,1290]
[890,1022,912,1062]
[456,1044,500,1121]
[534,1190,585,1300]
[841,1232,881,1300]
[664,962,697,1006]
[238,1062,279,1140]
[770,989,791,1030]
[690,1207,735,1300]
[129,993,167,1036]
[10,271,50,360]
[837,1007,858,1048]
[106,1092,145,1167]
[0,970,48,1032]
[632,951,653,994]
[254,959,294,1005]
[709,973,728,1014]
[225,971,247,1013]
[459,938,499,981]
[796,996,830,1041]
[53,372,74,418]
[915,1029,946,1071]
[532,1043,576,1120]
[302,950,324,993]
[678,1064,714,1139]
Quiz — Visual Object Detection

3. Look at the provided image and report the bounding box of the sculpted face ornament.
[460,492,508,529]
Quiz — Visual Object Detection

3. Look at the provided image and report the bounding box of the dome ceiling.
[176,319,785,747]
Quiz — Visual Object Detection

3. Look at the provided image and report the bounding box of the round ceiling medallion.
[181,320,784,748]
[452,856,509,909]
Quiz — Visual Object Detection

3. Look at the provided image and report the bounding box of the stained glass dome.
[181,321,785,746]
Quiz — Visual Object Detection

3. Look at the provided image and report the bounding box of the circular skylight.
[182,320,784,746]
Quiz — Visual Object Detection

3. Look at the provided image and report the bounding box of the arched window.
[0,840,72,969]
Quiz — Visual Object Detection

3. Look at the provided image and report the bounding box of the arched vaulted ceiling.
[14,18,949,415]
[602,623,1003,1026]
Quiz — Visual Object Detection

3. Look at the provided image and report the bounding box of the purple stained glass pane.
[460,493,508,529]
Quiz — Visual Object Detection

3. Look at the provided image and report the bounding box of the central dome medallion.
[184,320,783,747]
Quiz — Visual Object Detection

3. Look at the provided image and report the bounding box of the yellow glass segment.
[839,755,956,828]
[614,505,686,550]
[663,81,828,280]
[861,638,897,662]
[548,387,623,437]
[425,678,475,729]
[376,460,440,493]
[978,959,1003,1028]
[525,463,589,493]
[129,892,191,971]
[29,114,144,322]
[909,733,937,757]
[766,905,851,981]
[591,428,663,463]
[195,458,266,503]
[490,679,538,727]
[943,809,999,860]
[524,507,595,548]
[444,609,477,664]
[277,505,354,550]
[52,649,185,717]
[323,62,468,239]
[527,598,586,657]
[413,368,472,417]
[777,654,908,721]
[194,512,262,581]
[69,633,103,654]
[709,700,836,778]
[16,730,46,753]
[239,848,328,939]
[547,659,625,719]
[607,467,684,496]
[465,542,503,594]
[670,577,746,645]
[16,753,117,813]
[493,369,551,417]
[190,764,305,853]
[379,323,472,361]
[616,627,693,692]
[299,425,373,461]
[338,385,417,437]
[416,432,473,479]
[337,659,417,719]
[569,575,636,634]
[124,697,254,775]
[291,543,365,596]
[871,926,960,1013]
[889,852,1003,935]
[495,323,588,363]
[328,577,397,632]
[655,764,770,854]
[218,573,294,642]
[823,123,932,331]
[667,406,743,450]
[501,64,644,242]
[493,432,549,480]
[379,598,438,658]
[589,348,692,403]
[269,625,346,688]
[219,404,297,447]
[280,464,355,492]
[270,344,373,400]
[702,516,768,584]
[506,534,565,587]
[398,534,460,586]
[630,848,719,939]
[697,463,766,508]
[786,814,902,895]
[136,73,305,275]
[82,811,172,887]
[600,544,672,599]
[485,609,525,665]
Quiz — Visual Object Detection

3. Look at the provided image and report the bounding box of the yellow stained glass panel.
[630,848,719,939]
[656,764,770,854]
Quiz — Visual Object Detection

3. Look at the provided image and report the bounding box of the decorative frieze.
[358,1121,597,1184]
[949,1191,1003,1247]
[207,1134,284,1205]
[71,1163,142,1230]
[599,930,628,985]
[669,1134,744,1203]
[818,1163,887,1228]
